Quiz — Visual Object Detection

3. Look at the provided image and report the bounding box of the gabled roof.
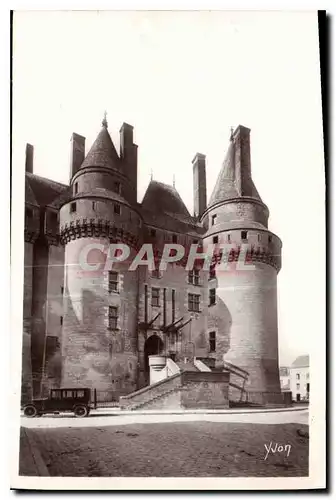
[208,125,262,208]
[26,172,68,208]
[25,177,39,207]
[291,355,309,368]
[141,180,190,218]
[80,125,120,171]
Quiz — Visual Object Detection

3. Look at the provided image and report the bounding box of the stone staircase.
[119,359,230,411]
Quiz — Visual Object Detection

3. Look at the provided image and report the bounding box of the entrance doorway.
[144,335,164,384]
[296,393,301,402]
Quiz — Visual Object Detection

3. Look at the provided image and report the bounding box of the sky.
[12,10,325,366]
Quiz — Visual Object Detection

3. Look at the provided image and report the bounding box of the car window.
[76,390,85,398]
[51,390,61,399]
[63,390,73,398]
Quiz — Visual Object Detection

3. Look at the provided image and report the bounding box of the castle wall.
[217,262,280,394]
[137,262,231,379]
[61,237,139,399]
[21,241,34,402]
[42,244,65,390]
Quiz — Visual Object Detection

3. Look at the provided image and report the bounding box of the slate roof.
[80,125,120,171]
[141,180,190,218]
[208,127,262,208]
[26,172,68,208]
[291,355,309,368]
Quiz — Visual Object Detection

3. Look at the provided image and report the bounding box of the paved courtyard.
[19,410,309,477]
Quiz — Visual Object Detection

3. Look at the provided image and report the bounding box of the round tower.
[59,117,142,399]
[202,126,282,406]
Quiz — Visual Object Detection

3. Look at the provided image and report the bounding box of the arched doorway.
[144,335,164,384]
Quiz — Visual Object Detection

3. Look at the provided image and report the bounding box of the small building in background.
[290,355,310,402]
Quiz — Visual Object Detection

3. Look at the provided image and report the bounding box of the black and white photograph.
[9,8,326,490]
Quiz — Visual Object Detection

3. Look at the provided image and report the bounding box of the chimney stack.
[70,133,85,181]
[25,144,34,173]
[120,123,138,202]
[232,125,251,196]
[192,153,207,218]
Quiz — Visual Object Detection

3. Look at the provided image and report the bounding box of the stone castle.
[22,117,282,406]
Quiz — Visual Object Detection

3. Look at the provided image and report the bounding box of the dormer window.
[211,214,217,226]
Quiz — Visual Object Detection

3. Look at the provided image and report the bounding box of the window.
[211,214,217,226]
[209,331,216,352]
[92,201,96,210]
[151,269,161,279]
[188,269,200,285]
[172,289,176,322]
[113,181,121,194]
[172,234,178,243]
[150,229,156,237]
[152,287,160,307]
[258,234,261,242]
[193,239,198,244]
[108,271,119,293]
[188,293,200,312]
[227,234,231,242]
[60,316,63,325]
[296,383,300,390]
[114,203,121,215]
[61,286,64,294]
[108,306,118,330]
[241,231,248,240]
[296,373,300,380]
[268,235,272,243]
[50,211,58,225]
[213,235,219,244]
[51,390,61,400]
[76,390,85,398]
[74,182,78,195]
[70,202,76,213]
[209,288,216,306]
[209,264,216,280]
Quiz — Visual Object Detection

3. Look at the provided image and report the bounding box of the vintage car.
[23,388,97,417]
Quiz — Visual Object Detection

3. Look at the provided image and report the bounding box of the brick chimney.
[25,144,34,173]
[232,125,251,196]
[119,123,138,202]
[192,153,207,218]
[70,133,85,181]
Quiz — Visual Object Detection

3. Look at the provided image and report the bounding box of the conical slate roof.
[209,125,262,208]
[141,180,190,217]
[80,125,120,170]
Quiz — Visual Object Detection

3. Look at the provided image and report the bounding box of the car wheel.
[74,405,88,417]
[23,405,37,418]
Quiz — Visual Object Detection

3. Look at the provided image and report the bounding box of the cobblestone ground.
[20,421,309,477]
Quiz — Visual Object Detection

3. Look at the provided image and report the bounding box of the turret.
[59,115,143,398]
[202,125,282,405]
